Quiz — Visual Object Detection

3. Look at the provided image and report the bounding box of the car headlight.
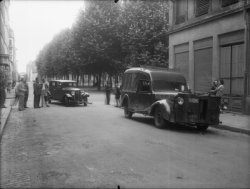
[177,97,184,105]
[71,91,75,95]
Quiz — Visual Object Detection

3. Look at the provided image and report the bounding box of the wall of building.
[169,12,245,90]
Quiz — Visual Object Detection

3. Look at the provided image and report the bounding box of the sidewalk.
[211,112,250,135]
[0,89,15,138]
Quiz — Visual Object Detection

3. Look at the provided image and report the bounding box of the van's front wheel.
[196,124,209,131]
[154,106,166,129]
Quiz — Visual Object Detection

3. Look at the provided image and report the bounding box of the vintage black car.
[120,67,221,131]
[48,80,89,106]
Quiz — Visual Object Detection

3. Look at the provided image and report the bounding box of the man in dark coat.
[33,77,41,108]
[105,82,112,105]
[24,77,29,108]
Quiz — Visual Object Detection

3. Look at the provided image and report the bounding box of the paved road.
[1,92,250,188]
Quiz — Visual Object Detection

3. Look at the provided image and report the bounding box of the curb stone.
[0,105,12,140]
[210,124,250,135]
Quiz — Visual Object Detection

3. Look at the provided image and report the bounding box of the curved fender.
[149,100,171,120]
[65,93,73,98]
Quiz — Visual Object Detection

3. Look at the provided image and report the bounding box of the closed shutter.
[194,37,213,93]
[220,46,231,95]
[196,0,210,16]
[175,52,189,82]
[174,43,189,82]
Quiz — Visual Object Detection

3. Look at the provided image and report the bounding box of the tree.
[35,0,170,89]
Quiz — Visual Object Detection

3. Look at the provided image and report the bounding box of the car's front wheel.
[64,96,69,106]
[154,106,166,129]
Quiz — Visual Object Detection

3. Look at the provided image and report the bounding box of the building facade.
[0,0,17,85]
[168,0,250,114]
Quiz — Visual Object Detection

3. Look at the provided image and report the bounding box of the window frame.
[195,0,211,17]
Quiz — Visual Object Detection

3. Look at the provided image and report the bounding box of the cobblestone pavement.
[1,93,250,188]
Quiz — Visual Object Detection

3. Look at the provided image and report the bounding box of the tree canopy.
[36,0,169,86]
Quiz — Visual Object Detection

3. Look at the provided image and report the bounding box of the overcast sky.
[9,0,85,73]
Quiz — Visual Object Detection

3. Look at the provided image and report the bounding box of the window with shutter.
[175,0,188,24]
[196,0,210,17]
[221,0,239,7]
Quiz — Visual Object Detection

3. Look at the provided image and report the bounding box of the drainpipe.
[243,0,249,114]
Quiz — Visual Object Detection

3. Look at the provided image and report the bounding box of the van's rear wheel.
[196,124,209,131]
[124,103,133,118]
[154,106,166,129]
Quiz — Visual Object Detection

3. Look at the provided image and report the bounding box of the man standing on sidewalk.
[33,77,41,108]
[16,78,26,111]
[24,77,29,108]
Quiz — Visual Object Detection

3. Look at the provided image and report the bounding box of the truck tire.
[196,124,209,131]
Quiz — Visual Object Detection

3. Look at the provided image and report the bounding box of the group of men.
[14,77,50,111]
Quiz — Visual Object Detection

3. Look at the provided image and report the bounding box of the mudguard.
[149,100,171,121]
[65,93,73,98]
[82,93,89,98]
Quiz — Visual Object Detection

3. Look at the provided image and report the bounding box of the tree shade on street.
[35,0,169,89]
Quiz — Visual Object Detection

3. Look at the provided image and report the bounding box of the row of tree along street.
[35,1,169,90]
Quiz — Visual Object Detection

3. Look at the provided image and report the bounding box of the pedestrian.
[7,82,11,93]
[214,79,225,112]
[114,85,121,107]
[12,86,19,106]
[16,77,27,111]
[40,78,49,107]
[209,80,218,95]
[215,79,224,97]
[105,82,112,105]
[33,77,41,108]
[24,77,29,108]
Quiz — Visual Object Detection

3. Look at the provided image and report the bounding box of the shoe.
[24,106,28,108]
[46,105,50,107]
[1,105,7,108]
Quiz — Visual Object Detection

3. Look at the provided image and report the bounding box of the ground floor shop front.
[169,11,250,114]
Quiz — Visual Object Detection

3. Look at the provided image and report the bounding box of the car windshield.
[62,82,77,87]
[152,80,187,92]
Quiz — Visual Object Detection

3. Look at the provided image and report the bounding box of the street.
[1,92,250,188]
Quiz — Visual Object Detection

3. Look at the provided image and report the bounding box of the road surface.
[1,92,250,188]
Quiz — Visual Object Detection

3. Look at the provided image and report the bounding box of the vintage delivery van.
[120,67,221,131]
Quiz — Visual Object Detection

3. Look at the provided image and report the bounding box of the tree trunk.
[77,74,79,86]
[97,73,102,91]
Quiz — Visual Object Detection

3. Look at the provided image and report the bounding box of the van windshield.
[152,80,187,92]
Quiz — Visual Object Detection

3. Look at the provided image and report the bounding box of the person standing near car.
[33,77,41,108]
[24,77,29,108]
[16,77,27,111]
[114,85,121,107]
[41,78,50,107]
[105,82,112,105]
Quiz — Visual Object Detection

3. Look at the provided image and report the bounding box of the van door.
[136,79,153,112]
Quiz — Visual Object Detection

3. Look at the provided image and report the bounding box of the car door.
[54,82,62,100]
[49,81,56,99]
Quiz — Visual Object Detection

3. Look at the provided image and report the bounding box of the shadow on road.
[130,115,218,135]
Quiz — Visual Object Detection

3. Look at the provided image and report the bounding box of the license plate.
[189,98,199,103]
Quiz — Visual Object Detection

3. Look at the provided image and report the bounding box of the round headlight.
[71,91,75,95]
[177,97,184,105]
